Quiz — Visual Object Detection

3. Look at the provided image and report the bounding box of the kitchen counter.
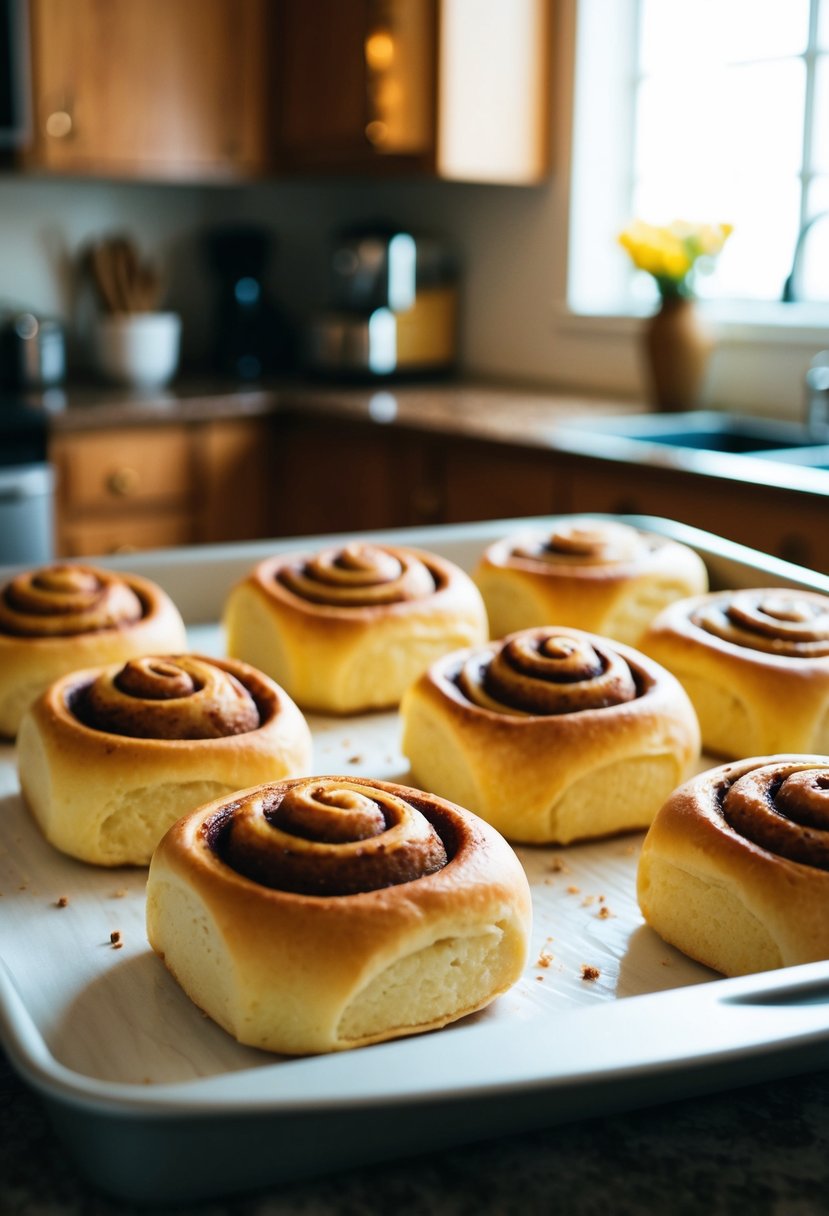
[3,1045,829,1214]
[42,376,829,500]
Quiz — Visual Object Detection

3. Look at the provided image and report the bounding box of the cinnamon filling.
[720,763,829,869]
[70,656,261,739]
[0,565,145,637]
[455,629,640,716]
[212,779,450,896]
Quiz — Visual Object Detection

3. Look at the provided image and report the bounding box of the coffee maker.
[306,224,459,378]
[204,225,290,381]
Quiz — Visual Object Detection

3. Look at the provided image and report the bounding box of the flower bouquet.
[618,219,733,300]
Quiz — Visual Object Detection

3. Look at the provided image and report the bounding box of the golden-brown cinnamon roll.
[0,563,188,738]
[637,755,829,976]
[223,542,488,713]
[640,588,829,758]
[146,775,532,1054]
[474,518,708,644]
[17,654,312,866]
[400,626,700,844]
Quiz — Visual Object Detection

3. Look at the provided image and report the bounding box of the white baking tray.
[3,515,829,1206]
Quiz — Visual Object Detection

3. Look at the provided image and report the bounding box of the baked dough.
[474,518,708,644]
[640,588,829,758]
[146,774,532,1054]
[17,654,312,866]
[223,541,488,713]
[637,755,829,976]
[0,563,187,738]
[400,625,700,844]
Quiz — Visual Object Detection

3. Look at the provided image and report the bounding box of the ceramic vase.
[642,296,712,412]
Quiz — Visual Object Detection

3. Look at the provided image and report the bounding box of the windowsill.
[556,300,829,348]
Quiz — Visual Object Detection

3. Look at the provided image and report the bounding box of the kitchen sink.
[563,410,821,456]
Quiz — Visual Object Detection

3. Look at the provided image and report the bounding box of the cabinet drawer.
[57,511,196,558]
[51,427,194,511]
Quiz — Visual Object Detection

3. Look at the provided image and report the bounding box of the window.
[568,0,829,316]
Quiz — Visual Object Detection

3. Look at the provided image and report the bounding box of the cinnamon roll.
[146,775,532,1054]
[637,755,829,976]
[400,626,700,844]
[0,563,187,738]
[223,542,488,713]
[640,588,829,758]
[17,654,312,866]
[474,518,708,644]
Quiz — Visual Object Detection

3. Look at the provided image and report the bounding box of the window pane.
[639,0,809,72]
[635,61,805,187]
[814,55,829,173]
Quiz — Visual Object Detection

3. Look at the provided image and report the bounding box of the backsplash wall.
[0,173,819,414]
[0,172,573,383]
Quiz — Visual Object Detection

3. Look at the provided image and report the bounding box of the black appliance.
[0,0,30,148]
[204,225,290,381]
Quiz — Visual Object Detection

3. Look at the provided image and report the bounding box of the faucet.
[782,210,829,303]
[806,351,829,437]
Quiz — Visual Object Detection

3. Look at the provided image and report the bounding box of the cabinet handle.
[106,467,141,497]
[45,110,73,139]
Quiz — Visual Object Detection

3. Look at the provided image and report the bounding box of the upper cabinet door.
[26,0,271,179]
[276,0,438,175]
[275,0,552,184]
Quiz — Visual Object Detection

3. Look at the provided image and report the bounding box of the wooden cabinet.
[271,420,566,537]
[439,441,567,523]
[275,0,552,183]
[50,417,276,557]
[26,0,271,179]
[48,406,829,575]
[272,419,422,537]
[22,0,550,184]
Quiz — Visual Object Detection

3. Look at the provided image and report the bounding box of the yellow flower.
[618,218,732,298]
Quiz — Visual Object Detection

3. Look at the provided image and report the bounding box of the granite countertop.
[39,376,829,501]
[3,1046,829,1215]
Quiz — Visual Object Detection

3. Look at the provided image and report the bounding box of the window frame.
[553,0,829,417]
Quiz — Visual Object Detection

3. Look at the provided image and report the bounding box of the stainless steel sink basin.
[565,410,820,456]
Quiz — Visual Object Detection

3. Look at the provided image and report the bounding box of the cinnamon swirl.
[223,542,488,713]
[640,588,829,758]
[0,563,187,738]
[17,654,312,866]
[474,518,708,644]
[400,626,700,844]
[146,775,532,1054]
[637,755,829,975]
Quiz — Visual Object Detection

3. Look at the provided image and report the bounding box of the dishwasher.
[0,396,54,565]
